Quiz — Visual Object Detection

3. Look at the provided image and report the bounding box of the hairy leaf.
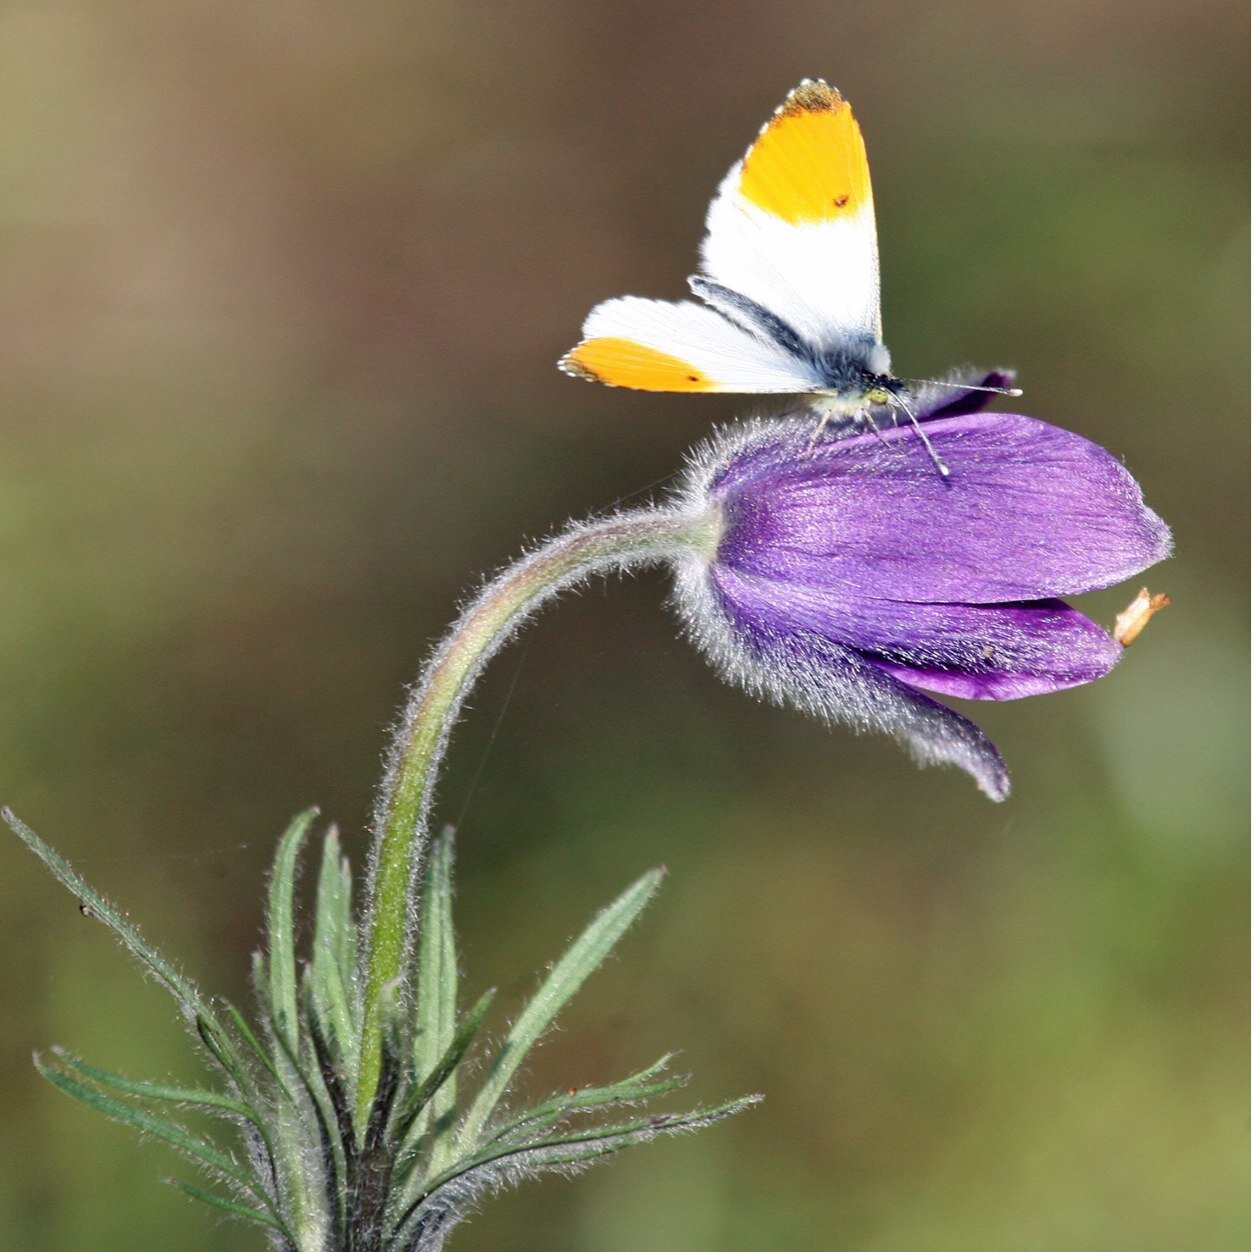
[456,867,663,1150]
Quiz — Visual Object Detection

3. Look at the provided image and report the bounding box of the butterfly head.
[806,344,905,418]
[864,377,903,408]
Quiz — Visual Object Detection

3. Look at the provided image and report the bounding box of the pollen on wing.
[561,337,714,391]
[738,80,871,224]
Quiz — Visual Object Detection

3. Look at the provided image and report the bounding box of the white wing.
[561,296,824,393]
[698,80,883,353]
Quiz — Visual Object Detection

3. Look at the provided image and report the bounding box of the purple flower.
[673,374,1172,800]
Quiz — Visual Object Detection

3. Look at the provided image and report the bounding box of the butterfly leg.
[804,409,836,454]
[804,399,868,455]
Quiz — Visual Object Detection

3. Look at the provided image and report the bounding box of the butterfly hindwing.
[560,296,821,393]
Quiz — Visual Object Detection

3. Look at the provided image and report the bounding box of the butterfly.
[559,79,1017,471]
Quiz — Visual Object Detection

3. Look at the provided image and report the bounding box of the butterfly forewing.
[699,80,883,350]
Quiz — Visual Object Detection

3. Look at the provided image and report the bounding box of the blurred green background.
[0,2,1246,1249]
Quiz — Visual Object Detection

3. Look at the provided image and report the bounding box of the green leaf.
[50,1044,291,1212]
[192,1008,268,1111]
[307,828,359,1078]
[413,827,459,1160]
[3,809,260,1105]
[254,927,343,1238]
[456,866,664,1152]
[166,1178,288,1233]
[264,809,318,1057]
[315,826,357,982]
[35,1054,279,1215]
[484,1055,683,1144]
[292,1016,351,1243]
[396,1095,760,1241]
[4,809,204,1018]
[391,986,496,1191]
[456,1095,759,1183]
[221,1002,292,1100]
[49,1048,258,1125]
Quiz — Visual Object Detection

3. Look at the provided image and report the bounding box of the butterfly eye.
[866,386,892,405]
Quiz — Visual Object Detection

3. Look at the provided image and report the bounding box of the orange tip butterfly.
[559,79,1019,471]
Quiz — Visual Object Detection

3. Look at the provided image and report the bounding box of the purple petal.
[710,566,1121,700]
[714,412,1172,603]
[868,606,1120,699]
[673,570,1011,799]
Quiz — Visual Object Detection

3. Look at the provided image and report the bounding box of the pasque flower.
[8,364,1172,1248]
[672,374,1173,800]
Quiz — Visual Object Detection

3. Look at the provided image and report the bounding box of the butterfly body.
[686,275,897,415]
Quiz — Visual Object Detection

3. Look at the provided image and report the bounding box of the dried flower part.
[674,376,1173,799]
[1113,588,1172,646]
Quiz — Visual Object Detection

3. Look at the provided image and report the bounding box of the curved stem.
[355,505,719,1125]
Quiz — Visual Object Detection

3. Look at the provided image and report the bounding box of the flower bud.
[672,375,1173,800]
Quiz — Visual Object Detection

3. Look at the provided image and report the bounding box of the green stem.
[355,506,719,1126]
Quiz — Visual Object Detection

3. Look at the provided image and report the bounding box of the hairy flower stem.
[356,506,721,1125]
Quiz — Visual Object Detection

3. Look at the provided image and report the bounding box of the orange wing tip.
[560,337,717,392]
[1113,588,1172,647]
[739,79,870,224]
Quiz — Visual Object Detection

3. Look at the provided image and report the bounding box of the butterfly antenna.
[899,377,1023,397]
[891,391,951,479]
